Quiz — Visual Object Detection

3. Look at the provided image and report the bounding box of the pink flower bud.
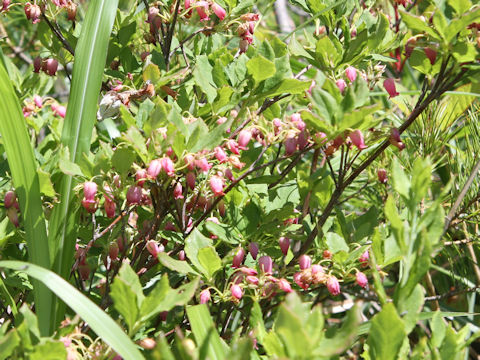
[359,250,369,266]
[424,47,437,65]
[326,276,341,295]
[377,168,388,184]
[384,78,399,98]
[178,250,186,260]
[224,168,235,182]
[239,267,257,276]
[25,2,41,23]
[211,2,226,20]
[173,182,184,199]
[45,59,58,76]
[196,157,212,173]
[336,79,347,93]
[210,176,224,196]
[356,272,368,288]
[214,146,228,163]
[83,182,97,201]
[278,278,293,293]
[186,172,196,190]
[294,272,309,290]
[104,198,116,218]
[33,95,43,108]
[246,275,259,285]
[298,255,312,270]
[231,284,243,300]
[389,128,405,151]
[126,186,142,204]
[199,289,211,304]
[258,256,273,274]
[279,237,290,255]
[226,139,240,155]
[82,198,97,213]
[146,240,162,258]
[195,1,210,21]
[147,159,162,178]
[237,129,252,150]
[52,104,66,118]
[249,242,259,260]
[184,0,191,10]
[284,133,297,156]
[349,130,367,150]
[109,242,119,261]
[323,250,332,259]
[4,191,16,209]
[311,264,324,274]
[33,57,42,73]
[345,66,357,82]
[297,131,309,150]
[184,154,196,170]
[2,0,10,12]
[232,248,245,268]
[6,207,19,227]
[135,169,147,187]
[161,157,175,176]
[405,37,416,58]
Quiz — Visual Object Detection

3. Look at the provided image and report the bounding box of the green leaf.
[430,311,446,348]
[260,78,310,98]
[185,228,212,275]
[391,161,410,199]
[157,252,198,275]
[139,274,169,321]
[187,305,228,360]
[400,11,442,40]
[29,340,67,360]
[110,263,143,332]
[247,55,276,83]
[48,0,119,330]
[367,303,406,360]
[197,246,222,279]
[384,195,405,251]
[0,261,143,360]
[193,55,217,103]
[0,56,52,335]
[0,329,20,359]
[445,7,480,42]
[325,232,349,253]
[111,147,136,176]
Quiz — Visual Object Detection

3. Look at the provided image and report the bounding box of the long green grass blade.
[48,0,119,326]
[0,59,53,335]
[0,261,144,360]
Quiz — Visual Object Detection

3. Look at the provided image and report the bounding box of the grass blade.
[0,58,53,335]
[0,260,144,360]
[47,0,119,326]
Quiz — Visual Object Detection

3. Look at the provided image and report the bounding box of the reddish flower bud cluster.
[33,57,58,76]
[4,191,20,227]
[237,13,259,53]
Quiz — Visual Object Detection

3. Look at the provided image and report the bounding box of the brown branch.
[41,14,75,56]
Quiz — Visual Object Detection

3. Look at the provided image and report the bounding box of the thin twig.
[41,14,75,56]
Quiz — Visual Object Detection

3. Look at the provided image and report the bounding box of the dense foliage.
[2,0,480,358]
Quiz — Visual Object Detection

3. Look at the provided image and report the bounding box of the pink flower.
[377,168,388,184]
[239,267,257,276]
[258,256,273,274]
[298,255,312,270]
[389,128,405,151]
[45,58,58,76]
[297,131,309,150]
[246,275,259,285]
[224,168,235,182]
[51,103,66,118]
[284,132,297,156]
[278,278,293,293]
[226,139,240,155]
[210,176,224,196]
[326,276,341,296]
[232,248,245,268]
[104,197,116,218]
[33,95,43,108]
[184,0,191,10]
[349,130,367,150]
[237,129,252,150]
[199,289,211,304]
[173,183,184,199]
[146,240,162,258]
[211,2,226,20]
[336,79,347,93]
[384,78,399,98]
[214,146,228,163]
[4,191,16,209]
[294,272,309,290]
[6,208,19,227]
[161,157,175,176]
[279,237,290,256]
[196,157,212,173]
[359,250,369,266]
[195,1,210,21]
[231,284,243,300]
[249,242,259,260]
[178,250,186,260]
[83,182,97,201]
[356,272,368,288]
[186,172,196,190]
[147,159,162,178]
[126,186,142,204]
[136,169,147,187]
[184,154,195,170]
[345,66,357,82]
